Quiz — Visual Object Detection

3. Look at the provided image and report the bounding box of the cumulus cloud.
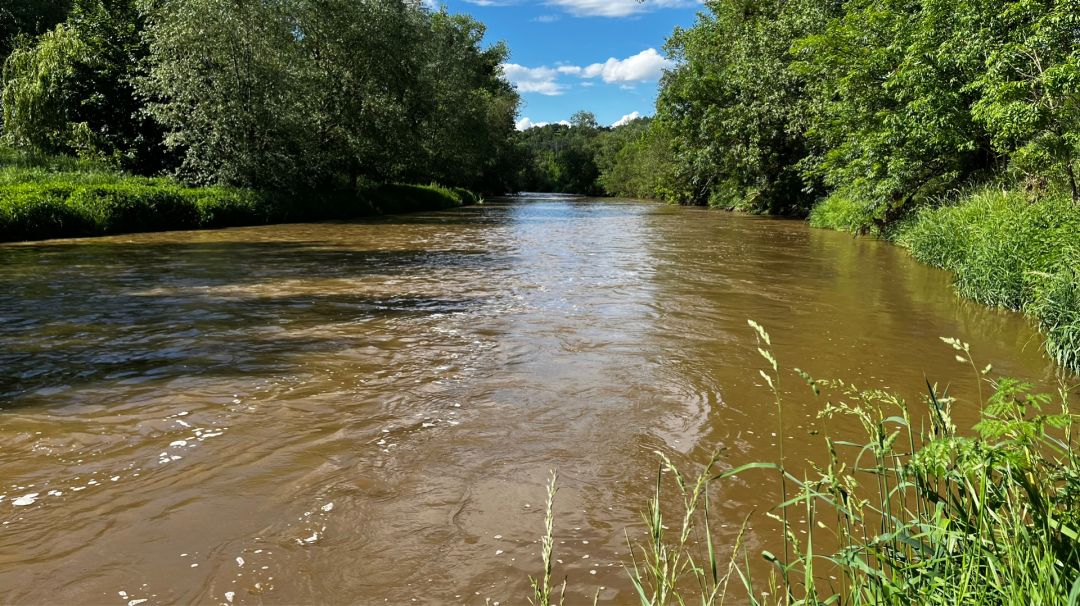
[579,48,673,83]
[500,64,566,96]
[547,0,700,17]
[612,111,642,127]
[516,117,545,130]
[502,49,671,97]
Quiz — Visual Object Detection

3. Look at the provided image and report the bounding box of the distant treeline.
[511,112,676,199]
[1,0,520,196]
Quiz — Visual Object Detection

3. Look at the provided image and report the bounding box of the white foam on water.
[236,556,244,567]
[224,591,235,603]
[321,503,334,512]
[170,440,188,448]
[12,493,38,506]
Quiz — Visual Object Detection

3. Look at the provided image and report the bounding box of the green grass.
[807,192,878,235]
[895,187,1080,373]
[532,324,1080,604]
[805,184,1080,374]
[0,148,479,242]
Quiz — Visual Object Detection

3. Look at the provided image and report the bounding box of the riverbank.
[807,187,1080,374]
[0,149,479,243]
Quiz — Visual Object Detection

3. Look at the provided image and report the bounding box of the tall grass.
[0,147,479,242]
[896,187,1080,373]
[531,323,1080,604]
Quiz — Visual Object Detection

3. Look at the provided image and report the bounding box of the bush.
[0,182,95,240]
[68,184,200,233]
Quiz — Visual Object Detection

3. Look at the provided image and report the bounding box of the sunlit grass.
[532,322,1080,604]
[0,146,478,242]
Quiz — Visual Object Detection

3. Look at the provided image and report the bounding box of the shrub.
[0,182,95,240]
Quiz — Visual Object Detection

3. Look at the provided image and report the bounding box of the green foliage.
[1,24,85,152]
[1,0,165,173]
[531,326,1080,604]
[0,0,71,64]
[138,0,518,193]
[595,118,682,201]
[806,191,878,234]
[0,147,478,242]
[969,0,1080,201]
[898,186,1080,371]
[795,0,997,223]
[654,0,841,212]
[514,122,603,195]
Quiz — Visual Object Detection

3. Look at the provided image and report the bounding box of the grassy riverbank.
[531,325,1080,604]
[808,187,1080,374]
[0,149,479,243]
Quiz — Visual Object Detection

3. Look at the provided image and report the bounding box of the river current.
[0,195,1068,603]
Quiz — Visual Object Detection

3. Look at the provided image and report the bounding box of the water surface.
[0,195,1069,603]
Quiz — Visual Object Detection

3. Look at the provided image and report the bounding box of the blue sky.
[430,0,703,129]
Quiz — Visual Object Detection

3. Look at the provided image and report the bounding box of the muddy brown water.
[0,195,1072,604]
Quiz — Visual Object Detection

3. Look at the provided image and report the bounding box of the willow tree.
[1,24,84,152]
[1,0,165,172]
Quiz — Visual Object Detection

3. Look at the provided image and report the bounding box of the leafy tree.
[796,0,997,226]
[140,0,518,193]
[655,0,841,213]
[2,0,167,172]
[514,120,603,195]
[596,119,681,200]
[969,0,1080,201]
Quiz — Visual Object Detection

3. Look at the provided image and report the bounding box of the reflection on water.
[0,196,1070,603]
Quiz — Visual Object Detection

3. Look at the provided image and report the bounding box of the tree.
[1,0,167,172]
[969,0,1080,201]
[655,0,841,213]
[796,0,999,226]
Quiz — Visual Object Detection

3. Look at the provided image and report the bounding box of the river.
[0,195,1069,604]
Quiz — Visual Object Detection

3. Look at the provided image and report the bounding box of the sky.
[428,0,704,130]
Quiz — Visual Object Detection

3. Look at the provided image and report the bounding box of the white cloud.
[516,117,545,130]
[502,49,671,97]
[516,117,573,131]
[500,64,566,96]
[579,48,672,83]
[547,0,700,17]
[612,111,642,127]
